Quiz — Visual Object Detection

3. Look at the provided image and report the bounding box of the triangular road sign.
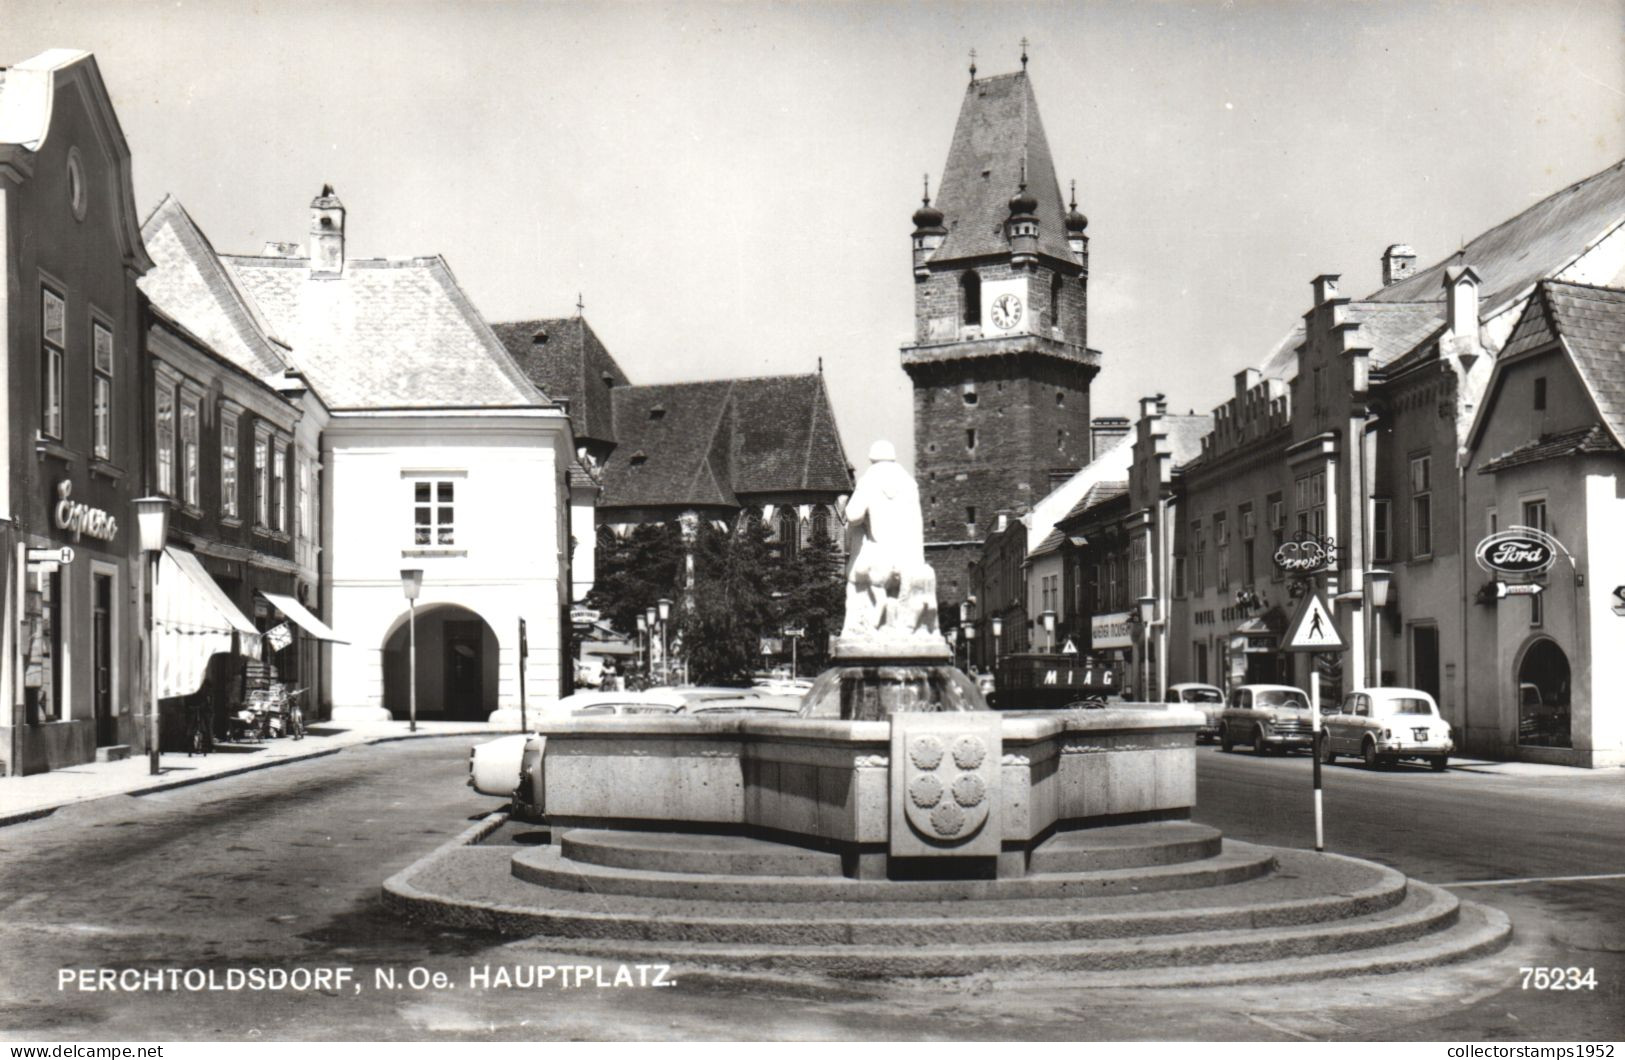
[1283,590,1346,652]
[1061,638,1079,655]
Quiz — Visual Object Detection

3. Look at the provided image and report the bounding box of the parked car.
[1165,683,1225,741]
[467,690,688,798]
[1218,683,1315,755]
[1320,687,1453,771]
[689,694,803,716]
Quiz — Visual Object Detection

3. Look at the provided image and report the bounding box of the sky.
[4,0,1622,474]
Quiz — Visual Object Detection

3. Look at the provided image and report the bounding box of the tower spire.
[922,172,932,208]
[968,47,977,84]
[1020,37,1029,71]
[576,292,584,317]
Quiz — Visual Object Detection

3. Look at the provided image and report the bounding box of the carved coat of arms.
[889,713,1002,857]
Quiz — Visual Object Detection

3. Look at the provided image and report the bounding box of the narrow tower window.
[960,272,981,327]
[965,428,977,451]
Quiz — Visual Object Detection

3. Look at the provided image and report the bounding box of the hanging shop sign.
[1091,612,1133,651]
[1273,531,1338,577]
[263,622,294,652]
[1474,527,1560,576]
[569,606,600,626]
[53,480,118,542]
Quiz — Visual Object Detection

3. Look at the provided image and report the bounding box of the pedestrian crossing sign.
[1283,590,1345,652]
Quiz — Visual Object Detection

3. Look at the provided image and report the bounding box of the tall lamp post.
[1364,568,1391,688]
[135,496,170,776]
[1041,609,1056,652]
[657,597,672,685]
[400,568,423,732]
[1137,595,1157,701]
[991,616,1003,673]
[635,611,648,685]
[963,623,977,672]
[643,605,658,683]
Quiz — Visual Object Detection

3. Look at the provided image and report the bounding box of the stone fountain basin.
[528,706,1205,875]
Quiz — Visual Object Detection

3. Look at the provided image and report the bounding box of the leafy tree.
[585,523,682,635]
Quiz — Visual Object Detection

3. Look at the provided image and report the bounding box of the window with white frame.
[1295,471,1326,538]
[1521,497,1547,534]
[1214,512,1230,590]
[1372,498,1392,562]
[1410,455,1432,557]
[414,479,457,545]
[92,322,113,459]
[1191,520,1206,591]
[272,444,287,532]
[180,397,200,507]
[297,454,310,541]
[254,429,270,527]
[1486,507,1497,535]
[155,382,176,496]
[41,288,66,440]
[220,411,239,518]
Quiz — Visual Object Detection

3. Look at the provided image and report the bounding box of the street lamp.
[1365,568,1392,688]
[635,611,648,684]
[400,568,423,732]
[657,597,673,685]
[964,622,977,672]
[991,615,1003,673]
[1137,595,1157,701]
[643,606,657,682]
[134,496,170,776]
[1041,609,1056,651]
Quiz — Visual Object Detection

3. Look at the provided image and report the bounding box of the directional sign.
[1613,586,1625,617]
[26,547,74,565]
[1495,582,1545,599]
[782,627,805,638]
[1283,590,1345,653]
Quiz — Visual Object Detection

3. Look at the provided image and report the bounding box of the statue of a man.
[841,440,938,642]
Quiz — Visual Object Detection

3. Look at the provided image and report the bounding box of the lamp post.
[643,605,657,683]
[964,623,977,672]
[1137,595,1157,701]
[135,496,170,776]
[991,616,1003,673]
[400,568,423,732]
[635,611,648,684]
[1041,609,1056,652]
[1365,568,1391,688]
[657,597,672,685]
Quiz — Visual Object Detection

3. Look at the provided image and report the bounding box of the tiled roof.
[1164,414,1216,467]
[1478,423,1620,474]
[223,254,546,410]
[1349,302,1445,370]
[1027,527,1066,560]
[567,457,600,490]
[928,72,1075,264]
[1370,158,1625,317]
[597,375,852,511]
[491,316,629,444]
[1056,480,1129,528]
[139,196,292,381]
[1524,281,1625,447]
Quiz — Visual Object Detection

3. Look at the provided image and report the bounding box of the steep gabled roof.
[491,316,630,444]
[1370,158,1625,317]
[139,196,292,381]
[1056,480,1129,530]
[223,253,547,410]
[928,71,1074,264]
[1478,423,1619,474]
[597,375,852,511]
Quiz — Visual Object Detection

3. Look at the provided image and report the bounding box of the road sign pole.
[1311,668,1324,853]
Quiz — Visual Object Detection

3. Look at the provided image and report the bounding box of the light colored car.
[1320,687,1453,771]
[467,690,688,798]
[1218,683,1315,755]
[688,693,803,716]
[1165,683,1225,741]
[752,677,814,696]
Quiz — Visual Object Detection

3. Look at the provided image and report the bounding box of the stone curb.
[0,729,496,829]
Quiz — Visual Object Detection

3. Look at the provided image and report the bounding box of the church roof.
[1370,158,1625,319]
[223,253,546,410]
[597,375,852,511]
[491,316,630,445]
[139,196,293,381]
[928,72,1075,264]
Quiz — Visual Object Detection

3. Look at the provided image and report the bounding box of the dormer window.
[962,387,978,406]
[532,329,548,345]
[649,406,665,421]
[629,451,648,466]
[601,372,616,388]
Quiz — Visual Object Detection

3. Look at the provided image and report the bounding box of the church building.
[904,57,1102,613]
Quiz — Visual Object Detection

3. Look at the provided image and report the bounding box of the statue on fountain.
[833,441,950,661]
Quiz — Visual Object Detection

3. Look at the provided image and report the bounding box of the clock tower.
[903,64,1100,614]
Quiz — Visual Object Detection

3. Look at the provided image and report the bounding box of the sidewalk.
[1446,756,1625,777]
[0,719,509,827]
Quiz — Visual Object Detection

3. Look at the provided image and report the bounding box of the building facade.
[0,50,154,774]
[903,65,1101,612]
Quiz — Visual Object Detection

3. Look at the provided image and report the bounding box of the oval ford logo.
[1474,528,1559,575]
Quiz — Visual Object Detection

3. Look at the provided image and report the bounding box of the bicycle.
[185,698,213,757]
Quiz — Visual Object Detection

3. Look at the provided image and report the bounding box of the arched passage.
[381,603,499,721]
[1516,636,1571,749]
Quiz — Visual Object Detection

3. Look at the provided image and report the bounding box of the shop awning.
[259,591,348,644]
[155,547,259,697]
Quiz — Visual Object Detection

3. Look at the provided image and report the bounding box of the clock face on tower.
[990,293,1023,330]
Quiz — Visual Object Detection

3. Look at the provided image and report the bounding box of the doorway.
[1517,637,1571,748]
[381,603,498,721]
[444,621,485,717]
[1411,625,1440,700]
[93,573,115,746]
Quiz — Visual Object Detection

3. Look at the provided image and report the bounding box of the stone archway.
[380,603,499,721]
[1515,636,1571,749]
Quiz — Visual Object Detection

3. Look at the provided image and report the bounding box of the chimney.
[1089,416,1131,457]
[1381,244,1416,286]
[1444,263,1480,338]
[309,184,346,278]
[1312,274,1341,306]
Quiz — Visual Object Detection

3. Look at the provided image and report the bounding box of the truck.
[988,652,1122,711]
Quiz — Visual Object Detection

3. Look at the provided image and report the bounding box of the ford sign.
[1474,527,1559,576]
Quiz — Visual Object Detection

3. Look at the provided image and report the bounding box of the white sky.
[4,0,1622,474]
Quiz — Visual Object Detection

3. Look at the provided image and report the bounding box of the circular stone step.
[511,840,1277,902]
[559,829,845,877]
[1027,821,1223,873]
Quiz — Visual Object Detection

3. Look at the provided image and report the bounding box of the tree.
[585,523,683,636]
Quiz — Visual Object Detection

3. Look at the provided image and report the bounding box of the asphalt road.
[0,736,1620,1041]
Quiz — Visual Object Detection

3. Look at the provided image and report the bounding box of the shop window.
[156,383,176,496]
[91,322,113,459]
[41,287,65,440]
[414,479,456,545]
[220,413,240,519]
[1410,455,1432,558]
[24,567,63,722]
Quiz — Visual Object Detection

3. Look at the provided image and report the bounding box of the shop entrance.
[92,573,115,746]
[1517,637,1571,748]
[381,604,498,722]
[1411,625,1440,700]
